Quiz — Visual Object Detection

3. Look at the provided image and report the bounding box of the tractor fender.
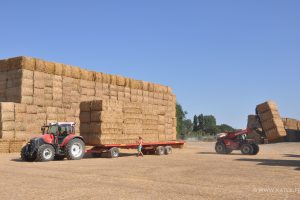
[61,136,85,147]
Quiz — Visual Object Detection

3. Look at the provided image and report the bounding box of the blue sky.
[1,1,299,128]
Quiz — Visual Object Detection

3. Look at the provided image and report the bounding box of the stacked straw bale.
[0,56,177,146]
[256,101,286,140]
[80,99,176,145]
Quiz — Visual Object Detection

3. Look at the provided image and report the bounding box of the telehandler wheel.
[215,142,226,154]
[66,138,85,160]
[155,146,165,155]
[241,144,254,155]
[164,146,172,155]
[36,144,55,162]
[20,146,36,162]
[251,143,259,155]
[108,147,119,158]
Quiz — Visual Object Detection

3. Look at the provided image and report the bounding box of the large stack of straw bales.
[256,101,286,141]
[282,118,300,142]
[80,100,176,145]
[0,56,177,151]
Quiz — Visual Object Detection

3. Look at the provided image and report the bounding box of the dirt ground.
[0,142,299,200]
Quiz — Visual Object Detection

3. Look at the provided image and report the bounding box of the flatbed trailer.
[86,140,185,158]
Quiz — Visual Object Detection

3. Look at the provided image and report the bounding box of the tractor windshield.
[47,125,59,135]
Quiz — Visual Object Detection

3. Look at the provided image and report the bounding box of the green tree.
[193,115,198,131]
[218,124,235,132]
[198,114,204,131]
[176,103,186,139]
[182,119,193,136]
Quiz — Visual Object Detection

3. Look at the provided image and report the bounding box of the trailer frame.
[86,140,185,158]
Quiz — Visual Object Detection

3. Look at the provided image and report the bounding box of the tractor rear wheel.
[251,143,259,155]
[215,142,226,154]
[20,146,36,162]
[241,144,254,155]
[36,144,55,162]
[66,139,85,160]
[155,146,165,155]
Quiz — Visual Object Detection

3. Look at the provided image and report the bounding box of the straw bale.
[284,118,298,130]
[22,69,34,79]
[0,112,14,121]
[265,127,287,140]
[110,75,117,85]
[116,75,126,86]
[9,140,26,153]
[21,96,33,105]
[71,67,81,79]
[45,61,55,74]
[34,59,47,72]
[0,140,10,153]
[0,122,15,131]
[258,110,280,122]
[95,72,102,82]
[80,80,95,89]
[80,69,95,81]
[15,104,26,113]
[0,103,15,112]
[261,118,284,131]
[54,63,63,76]
[15,122,26,131]
[102,73,110,84]
[62,65,72,77]
[256,101,278,114]
[123,118,143,124]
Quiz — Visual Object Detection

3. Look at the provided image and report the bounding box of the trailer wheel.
[164,146,172,155]
[36,144,55,162]
[241,144,254,155]
[251,144,259,155]
[155,146,165,155]
[108,147,119,158]
[215,142,226,154]
[66,138,85,160]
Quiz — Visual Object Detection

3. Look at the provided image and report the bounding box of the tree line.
[176,103,235,139]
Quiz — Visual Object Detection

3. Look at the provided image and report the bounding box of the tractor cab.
[42,122,75,144]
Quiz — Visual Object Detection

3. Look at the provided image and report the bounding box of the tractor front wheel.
[241,144,254,155]
[215,142,226,154]
[21,146,36,162]
[251,143,259,155]
[36,144,55,162]
[66,139,85,160]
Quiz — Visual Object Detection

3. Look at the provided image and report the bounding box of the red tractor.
[21,122,85,162]
[215,128,261,155]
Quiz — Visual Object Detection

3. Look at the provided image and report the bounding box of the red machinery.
[21,122,85,162]
[215,128,260,155]
[21,122,185,161]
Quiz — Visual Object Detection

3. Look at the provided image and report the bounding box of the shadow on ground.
[197,152,241,155]
[236,158,300,171]
[283,154,300,158]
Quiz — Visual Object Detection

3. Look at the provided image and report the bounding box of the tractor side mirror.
[41,127,45,134]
